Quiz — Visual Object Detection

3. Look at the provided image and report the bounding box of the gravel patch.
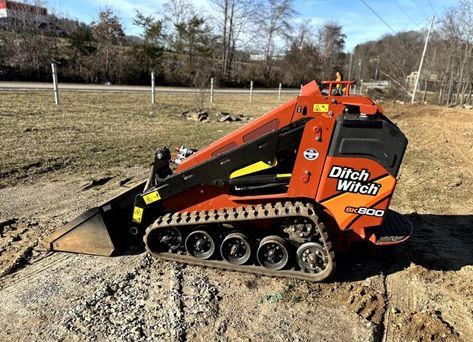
[62,256,221,341]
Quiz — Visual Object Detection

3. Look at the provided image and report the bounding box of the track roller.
[146,226,182,253]
[256,235,289,270]
[144,202,335,281]
[220,232,251,265]
[296,242,328,273]
[185,228,215,260]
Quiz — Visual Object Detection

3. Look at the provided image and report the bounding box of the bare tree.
[353,31,423,87]
[161,0,196,48]
[210,0,259,80]
[281,19,321,86]
[0,0,57,80]
[256,0,297,79]
[318,21,346,79]
[437,0,473,105]
[90,8,125,83]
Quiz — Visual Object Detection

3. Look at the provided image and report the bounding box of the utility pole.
[375,58,380,80]
[369,57,380,80]
[348,52,353,80]
[411,16,435,103]
[358,59,363,81]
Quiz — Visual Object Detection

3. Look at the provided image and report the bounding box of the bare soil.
[0,92,472,341]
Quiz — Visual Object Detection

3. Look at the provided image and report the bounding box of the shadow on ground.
[114,213,473,283]
[334,214,473,282]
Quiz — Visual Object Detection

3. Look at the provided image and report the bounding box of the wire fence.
[0,66,373,106]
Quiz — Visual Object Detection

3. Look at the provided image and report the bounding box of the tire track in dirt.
[379,274,389,342]
[379,214,473,341]
[346,280,386,326]
[0,254,135,340]
[442,108,473,178]
[379,213,473,341]
[62,255,175,341]
[168,262,186,341]
[0,253,72,293]
[383,269,461,341]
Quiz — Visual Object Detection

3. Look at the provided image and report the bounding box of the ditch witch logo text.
[328,166,381,196]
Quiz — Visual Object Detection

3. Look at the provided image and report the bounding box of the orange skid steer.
[42,80,412,281]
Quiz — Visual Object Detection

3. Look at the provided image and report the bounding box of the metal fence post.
[250,80,253,103]
[210,77,214,103]
[51,63,59,105]
[278,82,282,102]
[151,72,156,105]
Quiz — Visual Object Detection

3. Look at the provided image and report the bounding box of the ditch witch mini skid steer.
[42,80,412,281]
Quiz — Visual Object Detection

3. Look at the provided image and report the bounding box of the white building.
[406,71,439,90]
[0,0,48,25]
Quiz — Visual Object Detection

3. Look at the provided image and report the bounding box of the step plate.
[375,210,413,245]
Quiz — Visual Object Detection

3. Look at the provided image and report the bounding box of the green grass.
[0,91,295,187]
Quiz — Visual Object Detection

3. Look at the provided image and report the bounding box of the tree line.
[1,0,471,106]
[0,0,346,88]
[352,0,473,105]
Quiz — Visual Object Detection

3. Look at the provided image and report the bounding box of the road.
[0,82,300,94]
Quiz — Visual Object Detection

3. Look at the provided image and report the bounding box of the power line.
[359,0,397,34]
[408,0,432,22]
[393,0,419,27]
[425,0,439,17]
[411,0,424,12]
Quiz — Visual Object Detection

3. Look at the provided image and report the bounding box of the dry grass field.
[0,91,472,341]
[0,91,295,188]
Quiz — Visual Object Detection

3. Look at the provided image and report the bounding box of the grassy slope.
[2,91,472,216]
[0,91,294,187]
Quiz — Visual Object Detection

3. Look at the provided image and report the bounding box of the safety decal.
[132,206,144,224]
[313,103,329,112]
[328,166,381,196]
[143,190,161,205]
[303,148,319,160]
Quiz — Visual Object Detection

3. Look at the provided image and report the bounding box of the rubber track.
[144,201,335,282]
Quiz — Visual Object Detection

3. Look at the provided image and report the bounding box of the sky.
[48,0,458,51]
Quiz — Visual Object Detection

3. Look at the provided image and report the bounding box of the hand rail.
[320,80,357,96]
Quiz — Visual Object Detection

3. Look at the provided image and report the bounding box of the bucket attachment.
[41,181,146,256]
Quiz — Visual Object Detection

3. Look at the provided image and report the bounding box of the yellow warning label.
[143,191,161,205]
[276,173,292,178]
[132,206,144,223]
[313,103,329,112]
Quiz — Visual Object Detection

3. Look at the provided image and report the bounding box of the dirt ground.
[0,92,472,341]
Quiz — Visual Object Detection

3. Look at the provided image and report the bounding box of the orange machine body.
[43,80,409,259]
[159,81,406,248]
